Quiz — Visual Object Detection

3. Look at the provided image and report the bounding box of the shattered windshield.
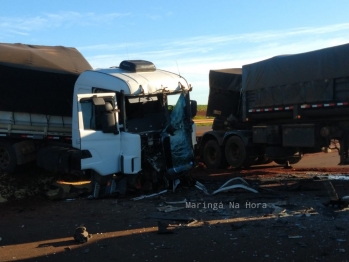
[163,93,194,169]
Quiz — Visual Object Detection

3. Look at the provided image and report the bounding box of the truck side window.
[81,99,116,131]
[81,100,96,130]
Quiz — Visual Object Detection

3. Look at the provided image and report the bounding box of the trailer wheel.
[224,136,246,168]
[203,140,225,169]
[0,141,17,174]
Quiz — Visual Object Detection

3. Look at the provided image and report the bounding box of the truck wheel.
[0,141,17,174]
[224,136,246,168]
[203,140,225,169]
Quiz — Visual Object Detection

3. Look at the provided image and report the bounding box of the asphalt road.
[195,125,211,137]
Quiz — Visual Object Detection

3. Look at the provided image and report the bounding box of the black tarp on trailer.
[0,43,92,116]
[206,68,242,118]
[242,43,349,108]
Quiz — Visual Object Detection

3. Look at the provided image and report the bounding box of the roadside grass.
[193,105,213,126]
[194,105,209,119]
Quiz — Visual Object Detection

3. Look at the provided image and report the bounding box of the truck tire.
[224,136,246,168]
[0,141,17,174]
[203,140,226,169]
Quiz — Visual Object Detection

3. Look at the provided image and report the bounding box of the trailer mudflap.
[282,124,315,147]
[253,125,281,144]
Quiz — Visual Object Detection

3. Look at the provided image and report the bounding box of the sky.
[1,0,349,104]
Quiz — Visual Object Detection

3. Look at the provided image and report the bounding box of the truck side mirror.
[190,100,197,118]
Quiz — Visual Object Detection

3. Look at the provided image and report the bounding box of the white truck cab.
[72,60,196,196]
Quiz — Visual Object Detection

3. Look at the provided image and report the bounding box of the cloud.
[81,22,349,64]
[0,11,130,36]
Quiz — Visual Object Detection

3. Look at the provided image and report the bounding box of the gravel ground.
[1,153,349,262]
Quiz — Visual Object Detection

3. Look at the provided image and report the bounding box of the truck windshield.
[125,95,161,120]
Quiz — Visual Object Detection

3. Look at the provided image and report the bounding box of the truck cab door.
[76,93,121,176]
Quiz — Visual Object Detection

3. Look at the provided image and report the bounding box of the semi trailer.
[0,43,197,197]
[199,43,349,169]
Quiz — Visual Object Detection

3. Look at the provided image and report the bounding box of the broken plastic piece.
[157,205,185,212]
[213,184,258,195]
[195,181,210,195]
[195,177,258,195]
[165,199,187,205]
[314,175,349,181]
[131,190,167,201]
[173,179,180,192]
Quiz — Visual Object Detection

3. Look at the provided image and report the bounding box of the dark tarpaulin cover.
[0,43,92,116]
[206,68,242,118]
[166,93,194,166]
[242,43,349,108]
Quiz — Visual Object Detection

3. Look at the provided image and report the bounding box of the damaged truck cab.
[71,60,196,197]
[0,44,196,198]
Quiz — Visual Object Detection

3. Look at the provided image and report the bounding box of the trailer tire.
[224,136,246,169]
[203,140,225,169]
[0,141,17,174]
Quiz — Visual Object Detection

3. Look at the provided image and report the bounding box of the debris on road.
[73,226,92,243]
[157,221,175,234]
[165,199,187,205]
[288,235,303,239]
[131,190,167,201]
[0,194,7,203]
[314,175,349,208]
[157,205,185,212]
[314,175,349,181]
[195,177,258,195]
[172,179,180,192]
[46,181,91,200]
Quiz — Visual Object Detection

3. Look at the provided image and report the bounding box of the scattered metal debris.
[165,199,187,205]
[195,178,258,195]
[314,175,349,181]
[336,238,347,242]
[157,206,185,212]
[266,202,287,215]
[195,181,210,195]
[313,175,349,208]
[288,235,303,239]
[131,190,167,201]
[213,178,258,194]
[172,179,180,192]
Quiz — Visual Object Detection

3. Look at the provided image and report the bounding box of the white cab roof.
[76,67,190,95]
